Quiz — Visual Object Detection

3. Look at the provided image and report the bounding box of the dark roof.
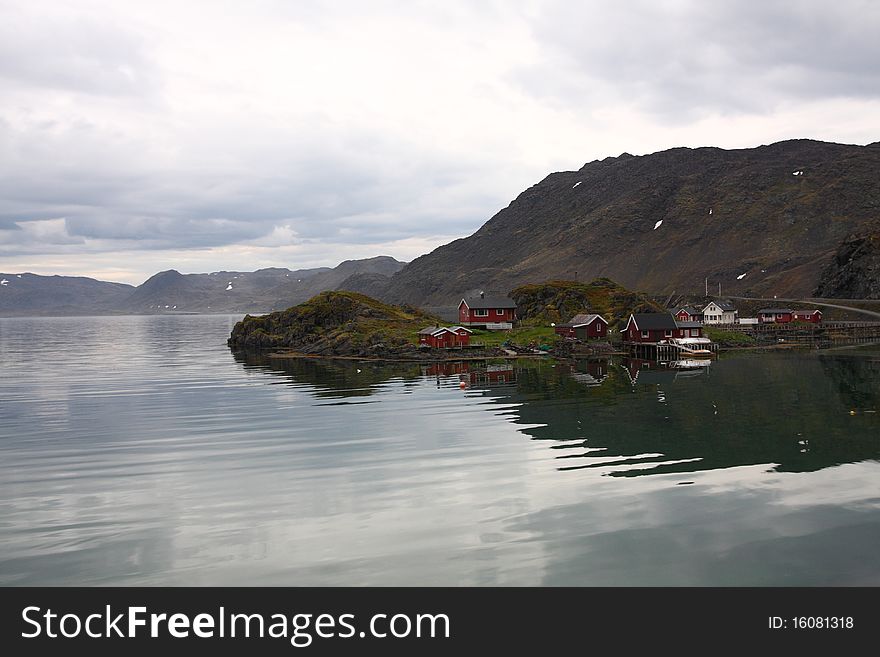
[706,300,737,311]
[418,326,441,335]
[558,313,607,328]
[675,320,703,329]
[461,295,516,310]
[629,313,678,331]
[757,308,794,314]
[674,306,703,315]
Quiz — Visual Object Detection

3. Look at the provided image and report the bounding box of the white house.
[702,300,737,324]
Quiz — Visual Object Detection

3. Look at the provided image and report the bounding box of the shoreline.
[248,339,879,363]
[265,350,554,363]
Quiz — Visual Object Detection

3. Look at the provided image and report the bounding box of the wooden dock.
[623,341,718,360]
[710,321,880,347]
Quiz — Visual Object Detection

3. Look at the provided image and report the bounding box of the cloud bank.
[1,0,878,283]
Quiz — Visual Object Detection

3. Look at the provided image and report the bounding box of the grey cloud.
[0,108,502,253]
[0,5,159,97]
[522,0,880,119]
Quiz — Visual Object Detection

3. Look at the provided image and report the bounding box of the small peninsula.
[227,290,506,359]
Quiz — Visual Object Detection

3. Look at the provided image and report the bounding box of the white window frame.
[474,309,489,317]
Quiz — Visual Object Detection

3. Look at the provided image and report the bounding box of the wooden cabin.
[624,313,684,342]
[458,293,517,329]
[758,308,794,324]
[792,309,823,323]
[673,306,704,322]
[418,326,472,348]
[702,300,737,324]
[554,313,609,339]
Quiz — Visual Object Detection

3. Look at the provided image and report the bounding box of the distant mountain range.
[4,139,879,316]
[367,139,880,305]
[0,256,405,316]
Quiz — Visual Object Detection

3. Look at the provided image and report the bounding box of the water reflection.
[233,352,880,478]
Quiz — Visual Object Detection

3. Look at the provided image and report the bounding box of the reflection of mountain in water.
[232,351,880,478]
[489,354,880,477]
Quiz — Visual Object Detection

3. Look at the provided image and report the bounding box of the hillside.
[378,139,880,305]
[511,278,663,327]
[0,273,134,316]
[227,291,440,356]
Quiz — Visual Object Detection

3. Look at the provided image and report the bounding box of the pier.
[623,340,719,360]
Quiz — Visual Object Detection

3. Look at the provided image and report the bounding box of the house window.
[641,330,649,338]
[496,309,506,314]
[691,329,699,337]
[474,309,488,317]
[664,330,672,337]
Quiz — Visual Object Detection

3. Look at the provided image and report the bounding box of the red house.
[418,326,472,348]
[554,313,609,339]
[673,306,704,322]
[623,314,704,343]
[792,309,822,323]
[758,308,794,323]
[458,293,517,329]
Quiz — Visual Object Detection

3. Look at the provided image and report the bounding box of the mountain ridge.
[0,256,406,316]
[376,138,880,305]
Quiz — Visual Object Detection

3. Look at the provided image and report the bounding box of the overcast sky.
[2,0,879,284]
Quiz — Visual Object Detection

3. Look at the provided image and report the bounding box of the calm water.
[1,315,879,586]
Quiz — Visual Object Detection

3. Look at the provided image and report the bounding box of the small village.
[416,290,848,364]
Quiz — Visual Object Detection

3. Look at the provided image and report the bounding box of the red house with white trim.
[623,313,704,343]
[554,313,609,339]
[458,293,517,329]
[792,309,822,323]
[758,308,793,324]
[418,326,472,348]
[673,306,704,322]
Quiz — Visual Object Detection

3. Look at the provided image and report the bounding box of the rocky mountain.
[0,257,406,316]
[0,273,134,316]
[260,256,405,311]
[120,266,327,313]
[378,139,880,305]
[813,233,880,299]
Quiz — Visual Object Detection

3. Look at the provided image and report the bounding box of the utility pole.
[718,282,722,297]
[705,277,708,296]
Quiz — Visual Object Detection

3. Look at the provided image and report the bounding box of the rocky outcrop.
[227,290,445,357]
[510,278,662,326]
[814,234,880,299]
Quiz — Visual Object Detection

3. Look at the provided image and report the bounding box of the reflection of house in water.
[469,363,517,386]
[421,361,472,377]
[620,357,709,385]
[564,359,610,387]
[420,360,517,386]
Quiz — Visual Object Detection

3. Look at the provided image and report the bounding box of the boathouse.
[554,313,609,339]
[418,326,472,348]
[623,313,680,343]
[624,314,707,342]
[458,293,517,329]
[758,308,794,323]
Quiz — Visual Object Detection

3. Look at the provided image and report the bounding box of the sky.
[1,0,879,285]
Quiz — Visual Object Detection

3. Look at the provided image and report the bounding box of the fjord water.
[1,315,879,586]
